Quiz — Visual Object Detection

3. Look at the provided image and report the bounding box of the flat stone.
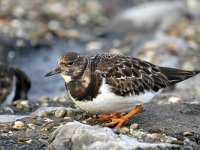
[50,122,179,150]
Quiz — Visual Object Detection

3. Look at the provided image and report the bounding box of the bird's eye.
[68,61,74,65]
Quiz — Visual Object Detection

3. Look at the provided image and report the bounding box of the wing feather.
[94,54,170,96]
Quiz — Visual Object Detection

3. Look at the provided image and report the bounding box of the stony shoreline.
[0,95,200,150]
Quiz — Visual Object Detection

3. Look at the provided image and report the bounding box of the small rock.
[66,108,75,117]
[77,14,89,25]
[172,139,184,145]
[41,122,58,132]
[8,131,13,134]
[57,97,68,103]
[168,97,184,104]
[26,129,33,133]
[118,127,130,134]
[14,100,29,110]
[52,97,59,102]
[86,41,103,52]
[26,139,32,144]
[130,130,143,137]
[2,127,9,133]
[48,20,60,31]
[1,133,8,137]
[44,118,53,122]
[20,100,29,107]
[17,137,29,142]
[130,123,139,130]
[55,108,67,118]
[15,103,24,110]
[42,111,52,117]
[14,121,25,127]
[183,131,193,136]
[27,123,36,130]
[147,133,166,141]
[29,115,37,120]
[39,96,50,103]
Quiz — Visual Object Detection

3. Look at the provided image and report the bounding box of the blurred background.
[0,0,200,101]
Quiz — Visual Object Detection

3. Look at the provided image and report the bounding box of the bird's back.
[92,54,200,97]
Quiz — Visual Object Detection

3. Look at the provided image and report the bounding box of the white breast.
[68,79,160,114]
[2,76,16,107]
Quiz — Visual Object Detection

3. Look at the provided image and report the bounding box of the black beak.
[44,67,62,77]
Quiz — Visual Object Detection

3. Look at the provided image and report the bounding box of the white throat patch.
[60,74,72,83]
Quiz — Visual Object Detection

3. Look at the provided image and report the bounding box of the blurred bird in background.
[0,63,31,107]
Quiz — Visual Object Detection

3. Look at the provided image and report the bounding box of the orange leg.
[98,113,122,121]
[103,104,143,128]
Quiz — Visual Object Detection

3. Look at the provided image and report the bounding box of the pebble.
[52,97,59,102]
[117,127,130,134]
[26,129,33,133]
[183,131,193,136]
[2,127,9,133]
[39,96,50,103]
[26,139,32,144]
[55,108,67,118]
[57,97,69,103]
[130,130,143,137]
[168,97,184,104]
[172,139,184,145]
[66,109,74,117]
[42,111,52,117]
[147,133,166,141]
[27,123,36,130]
[86,41,103,52]
[29,115,38,120]
[77,14,90,25]
[41,127,49,132]
[41,122,59,132]
[15,103,24,110]
[17,137,29,142]
[20,100,29,107]
[130,123,139,130]
[14,100,29,109]
[14,121,25,127]
[37,116,43,121]
[1,133,8,137]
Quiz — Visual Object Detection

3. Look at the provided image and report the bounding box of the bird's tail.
[159,67,200,85]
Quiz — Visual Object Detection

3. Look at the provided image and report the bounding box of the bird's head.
[45,52,87,83]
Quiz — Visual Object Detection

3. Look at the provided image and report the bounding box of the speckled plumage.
[45,52,200,114]
[0,63,31,106]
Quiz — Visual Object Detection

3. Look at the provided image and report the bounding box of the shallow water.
[13,40,85,101]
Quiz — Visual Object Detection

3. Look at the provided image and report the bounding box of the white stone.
[168,97,184,104]
[50,122,179,150]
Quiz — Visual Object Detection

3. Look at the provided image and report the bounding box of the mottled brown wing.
[94,54,170,96]
[0,70,13,103]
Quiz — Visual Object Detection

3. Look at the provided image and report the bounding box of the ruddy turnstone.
[45,52,199,128]
[0,63,31,106]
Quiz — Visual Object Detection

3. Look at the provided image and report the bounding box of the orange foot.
[98,113,122,121]
[103,104,143,128]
